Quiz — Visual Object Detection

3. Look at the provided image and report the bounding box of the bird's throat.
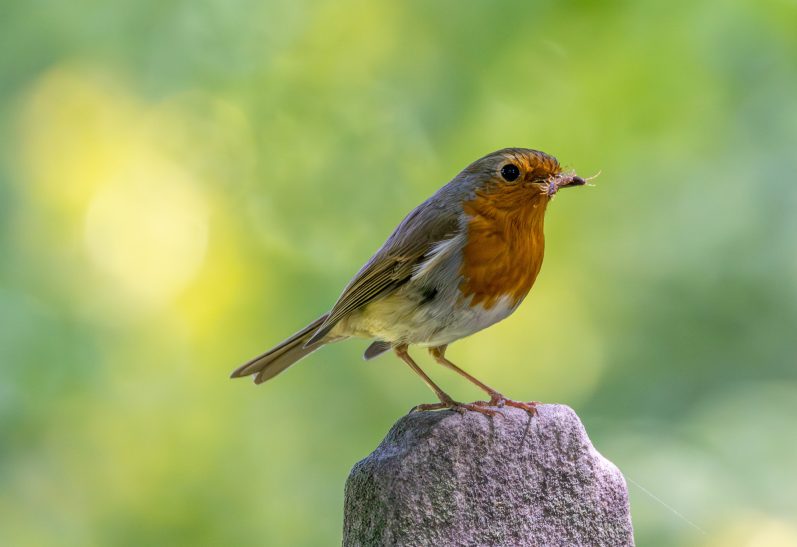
[459,188,548,309]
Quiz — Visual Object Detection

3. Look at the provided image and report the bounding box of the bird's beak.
[546,173,586,196]
[557,174,586,189]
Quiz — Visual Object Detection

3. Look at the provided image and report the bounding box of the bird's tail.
[230,314,331,385]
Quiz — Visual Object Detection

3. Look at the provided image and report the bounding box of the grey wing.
[305,199,461,346]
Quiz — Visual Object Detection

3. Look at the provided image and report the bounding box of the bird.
[231,148,586,415]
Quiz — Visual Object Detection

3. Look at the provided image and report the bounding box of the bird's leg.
[394,345,497,416]
[429,346,538,415]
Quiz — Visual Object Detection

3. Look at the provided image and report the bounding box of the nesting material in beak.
[545,173,587,196]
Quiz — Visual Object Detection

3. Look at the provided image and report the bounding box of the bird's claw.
[475,393,539,415]
[504,399,539,415]
[412,399,499,417]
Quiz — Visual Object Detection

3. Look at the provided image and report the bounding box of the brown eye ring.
[500,163,520,182]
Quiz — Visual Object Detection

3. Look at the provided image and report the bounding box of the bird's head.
[462,148,585,208]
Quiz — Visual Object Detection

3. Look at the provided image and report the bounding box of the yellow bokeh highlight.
[18,66,140,217]
[14,63,256,320]
[83,162,208,308]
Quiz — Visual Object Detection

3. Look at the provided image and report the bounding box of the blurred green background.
[1,0,796,545]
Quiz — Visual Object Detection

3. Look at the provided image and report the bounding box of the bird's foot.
[413,397,499,417]
[475,393,539,415]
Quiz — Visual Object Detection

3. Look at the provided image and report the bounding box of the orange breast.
[459,185,548,309]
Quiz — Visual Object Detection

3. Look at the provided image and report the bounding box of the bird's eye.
[500,164,520,182]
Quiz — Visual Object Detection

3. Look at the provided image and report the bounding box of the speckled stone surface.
[343,404,633,547]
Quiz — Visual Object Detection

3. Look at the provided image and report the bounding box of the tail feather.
[231,314,331,384]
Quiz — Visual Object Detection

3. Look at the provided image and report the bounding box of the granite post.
[343,404,634,546]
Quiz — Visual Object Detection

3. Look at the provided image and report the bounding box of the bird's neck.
[459,188,550,310]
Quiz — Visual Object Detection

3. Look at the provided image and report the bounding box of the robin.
[231,148,586,416]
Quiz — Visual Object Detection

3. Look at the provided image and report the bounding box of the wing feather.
[305,201,461,345]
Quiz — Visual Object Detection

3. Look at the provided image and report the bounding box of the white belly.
[339,291,519,347]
